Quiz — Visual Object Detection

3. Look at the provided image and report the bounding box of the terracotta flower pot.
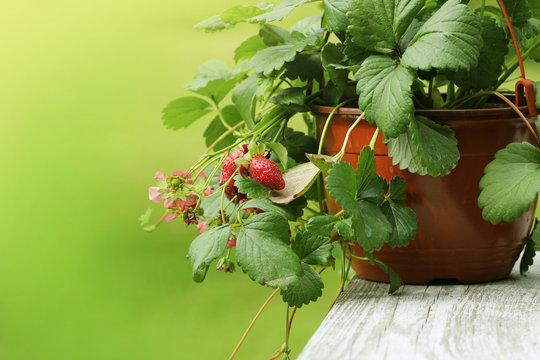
[313,104,538,284]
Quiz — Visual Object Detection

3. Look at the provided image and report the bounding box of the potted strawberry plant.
[141,0,540,358]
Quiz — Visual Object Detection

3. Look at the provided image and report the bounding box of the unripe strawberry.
[249,156,285,190]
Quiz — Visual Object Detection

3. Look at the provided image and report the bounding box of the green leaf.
[194,15,230,33]
[240,198,295,220]
[203,105,242,150]
[501,0,531,24]
[335,219,355,241]
[375,259,403,294]
[221,2,274,25]
[237,213,301,289]
[259,24,292,46]
[285,52,324,83]
[184,60,238,103]
[266,142,289,170]
[269,87,309,112]
[520,220,538,275]
[291,15,323,36]
[321,43,349,91]
[280,264,324,307]
[402,0,482,71]
[162,96,213,130]
[531,0,540,18]
[448,18,508,91]
[250,44,300,76]
[268,162,320,204]
[355,146,377,192]
[187,225,231,282]
[356,56,415,138]
[381,201,417,247]
[232,74,258,129]
[388,177,406,203]
[323,0,349,33]
[386,116,459,176]
[234,35,268,63]
[279,128,318,162]
[348,0,425,54]
[306,153,337,175]
[534,81,540,109]
[306,215,340,237]
[292,232,333,265]
[358,175,388,205]
[326,160,358,213]
[478,142,540,223]
[234,175,270,199]
[249,0,312,23]
[351,201,392,251]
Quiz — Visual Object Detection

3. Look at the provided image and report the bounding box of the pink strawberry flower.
[203,186,214,196]
[148,187,163,202]
[154,171,166,181]
[196,220,209,233]
[186,179,193,185]
[163,198,176,209]
[172,170,192,178]
[165,214,178,222]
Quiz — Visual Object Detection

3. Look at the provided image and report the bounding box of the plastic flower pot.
[313,104,538,284]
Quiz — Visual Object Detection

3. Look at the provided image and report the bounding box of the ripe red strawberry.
[219,144,248,199]
[249,156,285,190]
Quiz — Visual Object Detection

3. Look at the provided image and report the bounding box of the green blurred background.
[0,1,337,359]
[0,1,538,359]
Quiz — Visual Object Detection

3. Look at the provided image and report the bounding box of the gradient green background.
[1,1,538,360]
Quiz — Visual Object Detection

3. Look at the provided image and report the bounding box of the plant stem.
[446,81,455,105]
[204,121,245,155]
[220,168,240,223]
[336,113,366,159]
[369,128,380,151]
[228,288,280,360]
[317,99,355,154]
[213,101,232,131]
[480,0,486,16]
[284,305,291,359]
[487,91,540,146]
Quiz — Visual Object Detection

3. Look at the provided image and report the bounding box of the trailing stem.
[335,113,367,159]
[228,288,281,360]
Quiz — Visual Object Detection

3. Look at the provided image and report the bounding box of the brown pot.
[313,104,537,284]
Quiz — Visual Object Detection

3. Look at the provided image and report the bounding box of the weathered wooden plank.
[298,257,540,360]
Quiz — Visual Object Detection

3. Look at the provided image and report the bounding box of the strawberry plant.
[141,0,540,358]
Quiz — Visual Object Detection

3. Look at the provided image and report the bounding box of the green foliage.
[203,105,242,150]
[322,0,349,33]
[236,213,302,289]
[266,141,289,170]
[269,87,309,112]
[386,116,459,176]
[235,174,270,199]
[162,96,213,130]
[240,198,296,220]
[184,60,240,103]
[249,0,313,23]
[187,225,231,282]
[520,220,538,275]
[292,231,333,265]
[268,162,320,204]
[234,35,268,63]
[306,153,337,175]
[306,215,340,237]
[280,264,324,307]
[356,56,415,138]
[478,142,540,224]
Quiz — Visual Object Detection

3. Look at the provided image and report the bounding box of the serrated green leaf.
[194,15,230,33]
[306,215,340,237]
[381,201,417,248]
[448,18,508,91]
[388,177,406,203]
[387,116,459,176]
[280,264,324,307]
[250,44,300,76]
[321,43,350,91]
[285,52,324,83]
[269,87,309,112]
[237,213,301,289]
[203,105,242,150]
[351,201,392,251]
[268,162,320,204]
[259,23,292,46]
[279,128,318,162]
[323,0,349,33]
[356,56,415,138]
[355,146,377,191]
[375,259,403,294]
[232,75,258,129]
[188,225,231,282]
[306,153,337,175]
[266,142,289,170]
[348,0,425,54]
[409,116,459,176]
[326,160,358,213]
[249,0,312,23]
[234,35,268,63]
[292,232,333,265]
[520,220,538,275]
[240,198,295,220]
[335,219,355,241]
[184,60,239,103]
[290,15,323,35]
[162,96,213,130]
[401,0,482,71]
[358,175,388,205]
[478,142,540,223]
[221,2,274,25]
[234,175,270,199]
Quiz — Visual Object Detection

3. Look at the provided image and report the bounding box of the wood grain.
[297,256,540,360]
